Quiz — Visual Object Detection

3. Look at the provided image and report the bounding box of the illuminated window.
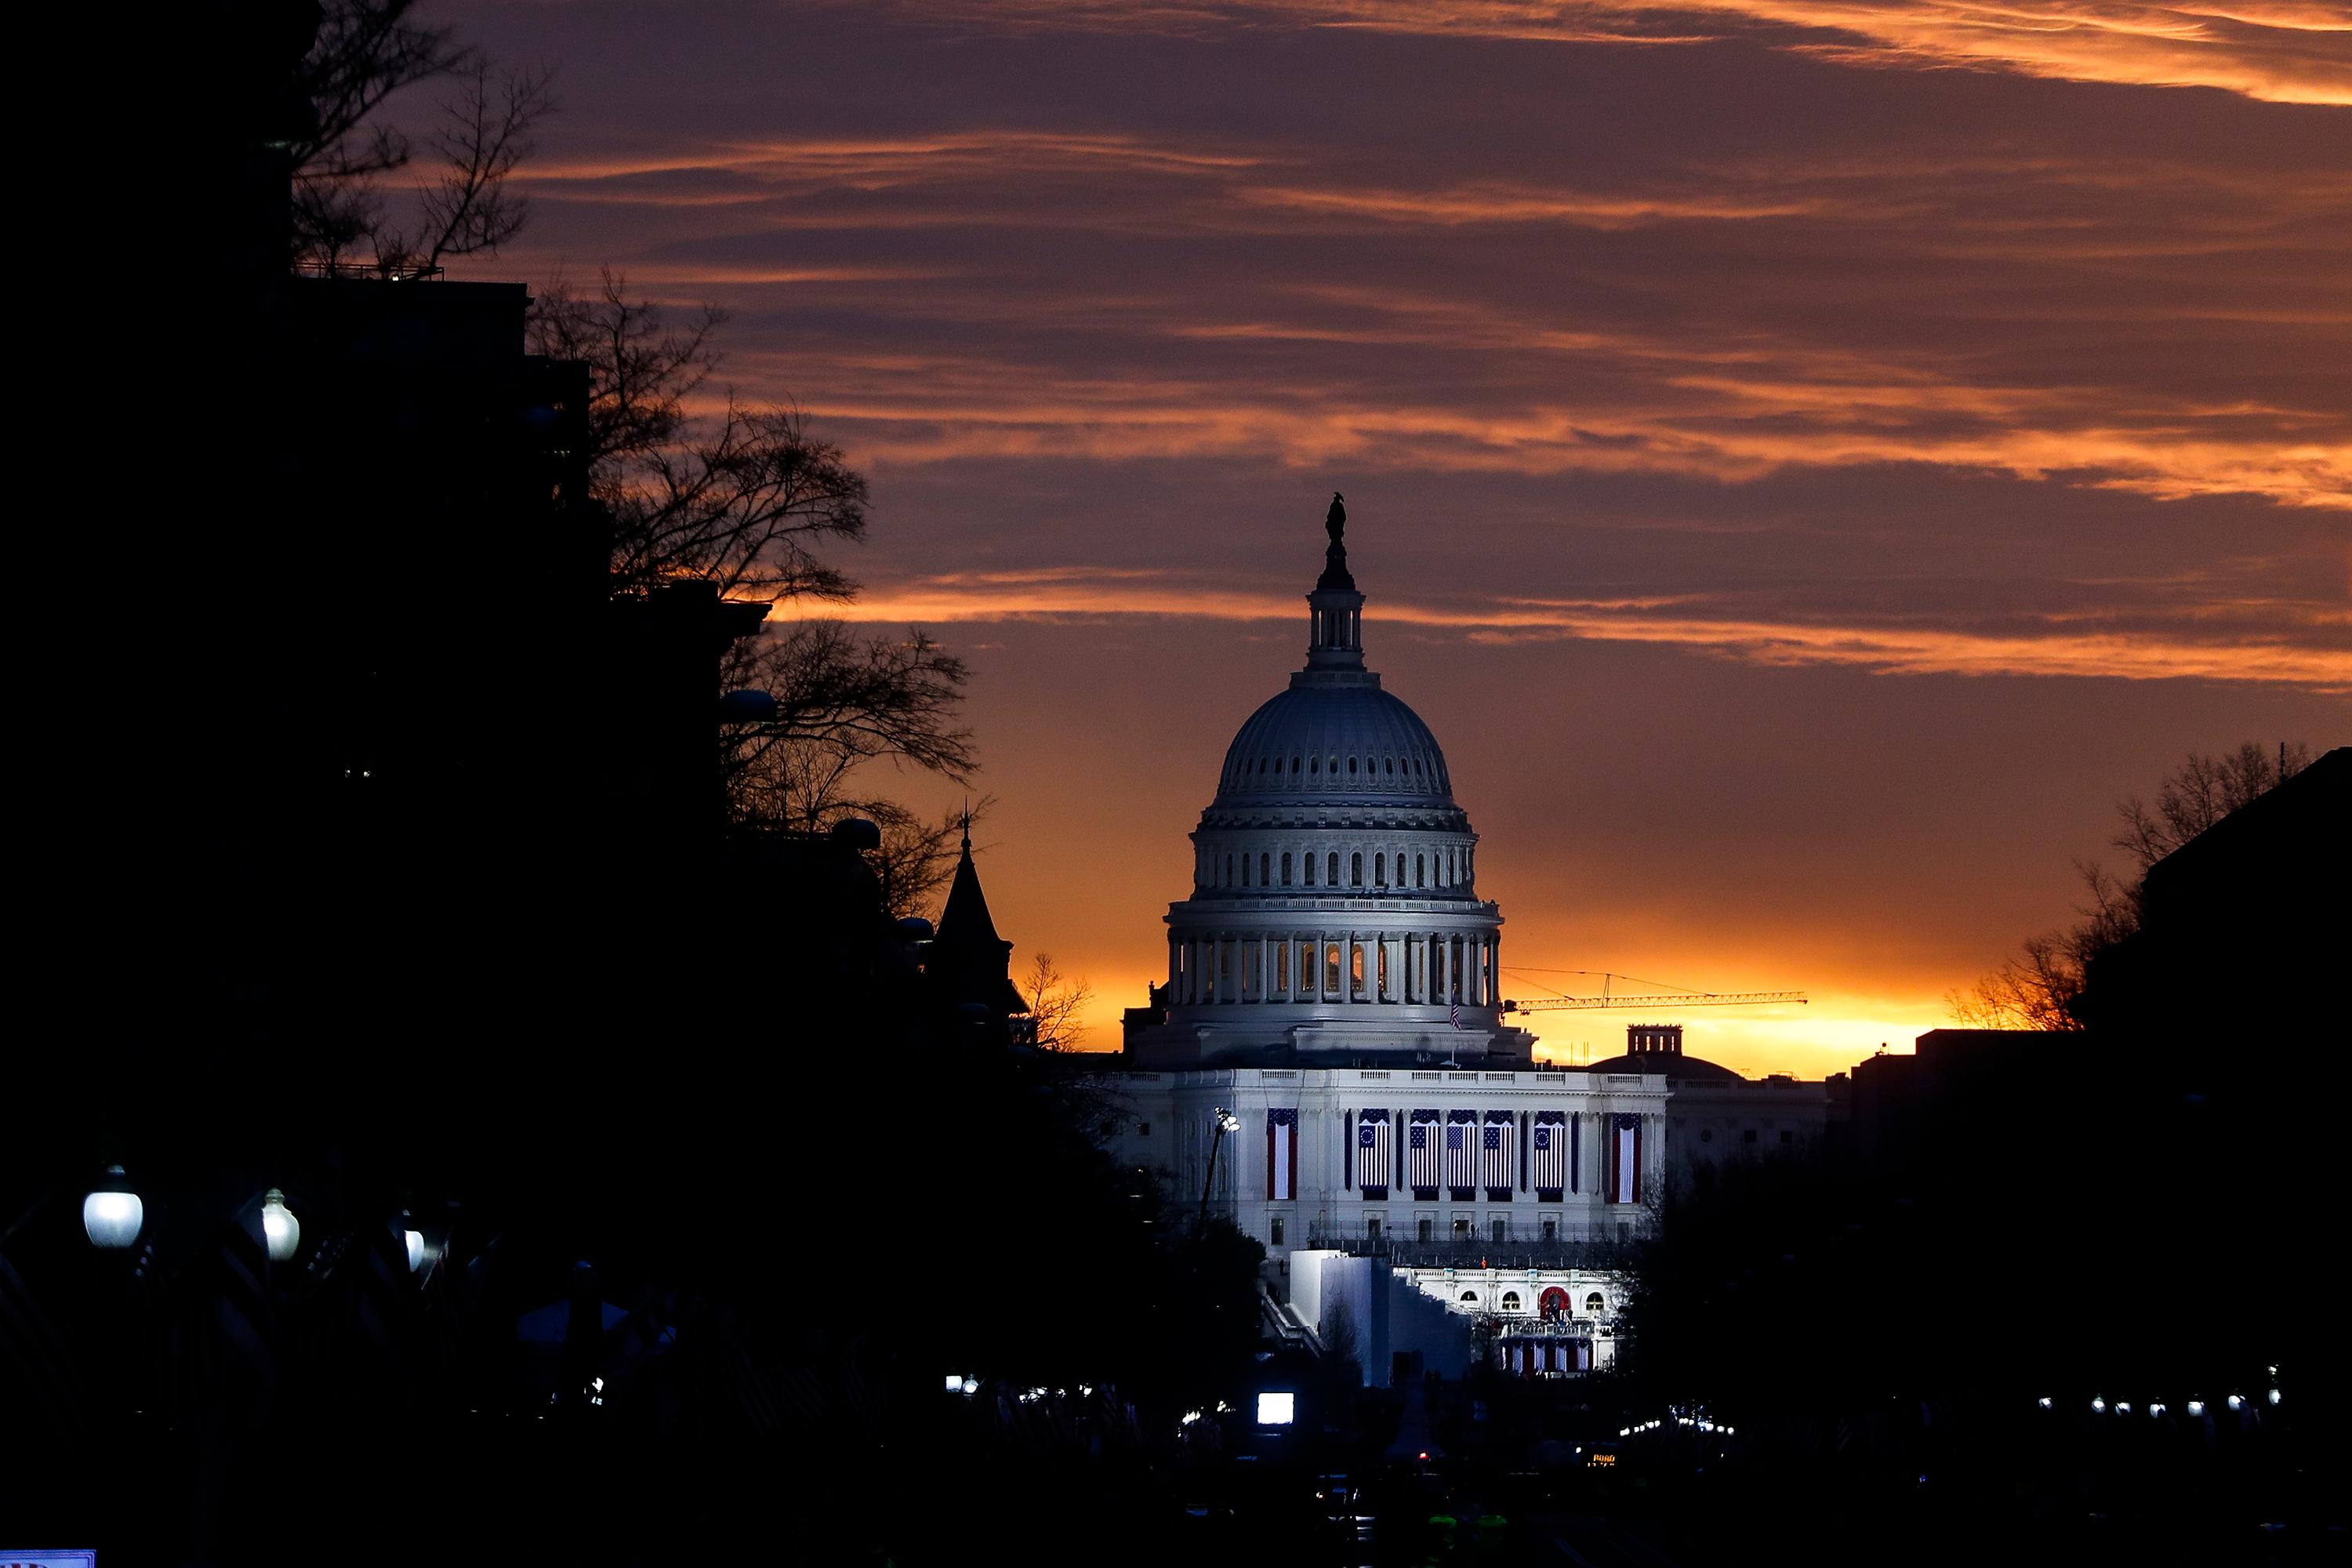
[1585,1291,1606,1316]
[1501,1291,1522,1312]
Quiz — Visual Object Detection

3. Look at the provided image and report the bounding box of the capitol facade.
[1101,503,1668,1375]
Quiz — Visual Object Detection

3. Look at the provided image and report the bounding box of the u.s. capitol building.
[1097,501,1668,1373]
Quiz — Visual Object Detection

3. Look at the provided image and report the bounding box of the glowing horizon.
[445,0,2350,1074]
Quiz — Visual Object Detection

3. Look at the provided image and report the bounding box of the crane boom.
[1503,989,1806,1013]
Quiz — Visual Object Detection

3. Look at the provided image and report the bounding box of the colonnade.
[1168,928,1501,1008]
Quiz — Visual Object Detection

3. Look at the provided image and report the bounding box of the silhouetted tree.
[291,2,551,271]
[1020,951,1095,1051]
[528,272,874,601]
[1949,742,2310,1029]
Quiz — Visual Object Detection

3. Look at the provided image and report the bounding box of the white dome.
[1214,679,1456,808]
[1125,500,1529,1069]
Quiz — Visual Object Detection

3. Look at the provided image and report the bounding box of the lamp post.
[1199,1108,1241,1232]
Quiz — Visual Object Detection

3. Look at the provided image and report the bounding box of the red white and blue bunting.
[1266,1109,1298,1201]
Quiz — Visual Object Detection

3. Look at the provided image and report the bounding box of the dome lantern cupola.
[1306,491,1366,671]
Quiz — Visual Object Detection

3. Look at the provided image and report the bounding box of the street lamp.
[401,1213,426,1274]
[82,1164,143,1250]
[1199,1108,1242,1232]
[260,1189,301,1262]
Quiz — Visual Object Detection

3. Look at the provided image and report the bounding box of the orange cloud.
[906,2,2352,104]
[815,570,2352,688]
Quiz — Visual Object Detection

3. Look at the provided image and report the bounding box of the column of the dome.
[1338,932,1352,1007]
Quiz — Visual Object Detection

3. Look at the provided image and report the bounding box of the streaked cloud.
[890,1,2352,104]
[819,568,2352,688]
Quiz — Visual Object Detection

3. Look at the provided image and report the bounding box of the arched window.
[1240,855,1250,887]
[1325,942,1342,994]
[1350,853,1363,886]
[1374,852,1385,885]
[1281,852,1292,886]
[1584,1291,1606,1316]
[1385,757,1395,774]
[1415,854,1425,886]
[1327,753,1338,775]
[1303,854,1315,887]
[1224,853,1233,887]
[1309,755,1319,774]
[1461,1290,1480,1304]
[1328,852,1340,885]
[1501,1291,1522,1312]
[1348,756,1358,775]
[1260,853,1270,886]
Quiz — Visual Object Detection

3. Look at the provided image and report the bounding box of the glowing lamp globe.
[260,1189,301,1262]
[404,1227,426,1274]
[82,1165,143,1249]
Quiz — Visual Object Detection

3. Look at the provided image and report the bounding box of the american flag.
[1356,1111,1391,1200]
[1267,1109,1298,1201]
[1407,1111,1442,1195]
[1445,1111,1477,1198]
[1482,1112,1515,1198]
[1449,989,1462,1029]
[1610,1112,1642,1204]
[1531,1111,1567,1198]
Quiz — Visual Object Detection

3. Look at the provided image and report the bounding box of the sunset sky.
[452,2,2348,1076]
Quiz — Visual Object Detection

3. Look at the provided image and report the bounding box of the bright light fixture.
[2187,1400,2205,1417]
[82,1166,143,1250]
[2091,1397,2107,1413]
[1256,1391,1295,1426]
[404,1227,425,1274]
[260,1189,300,1262]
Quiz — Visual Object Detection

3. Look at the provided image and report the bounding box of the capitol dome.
[1127,497,1533,1068]
[1213,682,1456,809]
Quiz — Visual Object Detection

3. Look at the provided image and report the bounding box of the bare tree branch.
[1019,952,1095,1051]
[1952,741,2311,1030]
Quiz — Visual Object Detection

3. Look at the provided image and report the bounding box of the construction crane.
[1500,968,1807,1014]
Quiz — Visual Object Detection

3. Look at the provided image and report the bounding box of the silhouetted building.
[928,824,1030,1035]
